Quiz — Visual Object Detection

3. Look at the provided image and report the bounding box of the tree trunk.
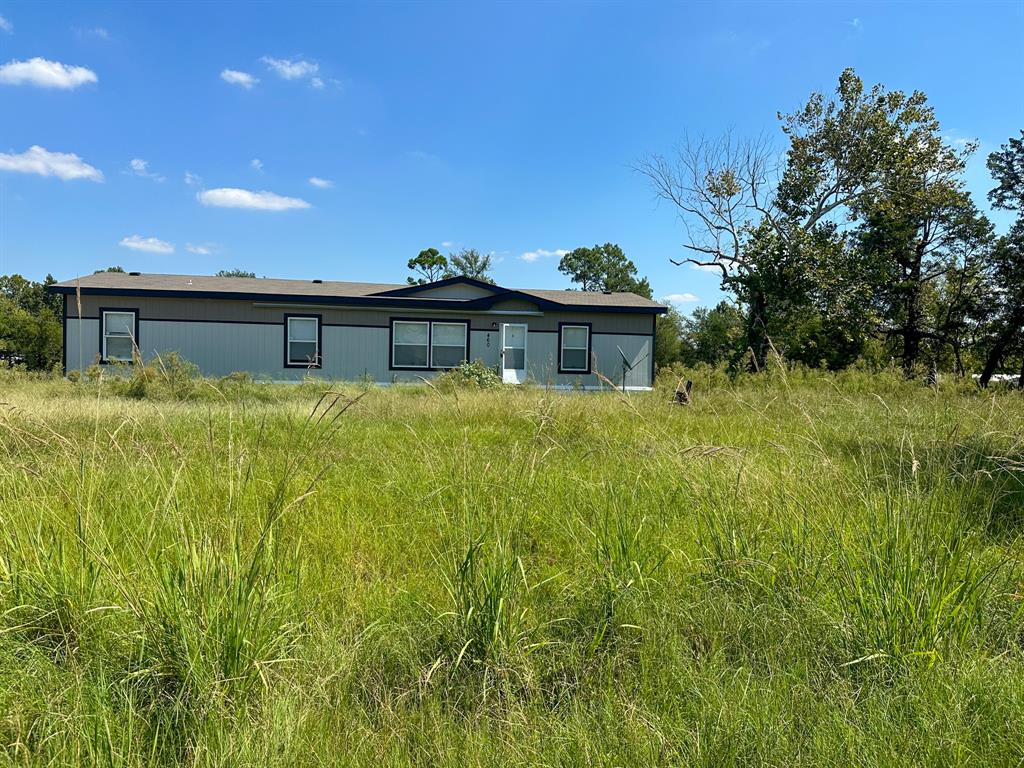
[746,289,769,372]
[901,252,925,377]
[979,309,1024,387]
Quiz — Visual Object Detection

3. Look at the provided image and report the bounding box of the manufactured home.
[49,272,666,389]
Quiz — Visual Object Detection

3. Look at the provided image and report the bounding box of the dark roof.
[49,272,667,314]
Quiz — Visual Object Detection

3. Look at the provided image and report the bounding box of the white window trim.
[392,320,430,370]
[101,309,138,363]
[429,321,469,370]
[559,324,590,373]
[285,315,321,368]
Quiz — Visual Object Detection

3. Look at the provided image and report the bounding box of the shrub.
[436,360,502,390]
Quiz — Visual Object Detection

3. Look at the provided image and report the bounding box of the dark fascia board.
[371,275,502,297]
[46,284,668,315]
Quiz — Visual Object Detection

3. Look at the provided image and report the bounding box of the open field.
[1,369,1023,766]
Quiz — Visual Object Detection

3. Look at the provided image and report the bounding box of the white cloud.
[186,242,218,255]
[519,248,568,263]
[441,240,455,248]
[128,158,164,182]
[660,292,700,304]
[310,76,324,90]
[308,176,333,188]
[261,56,318,80]
[184,170,202,186]
[0,15,12,33]
[220,69,258,89]
[0,145,103,181]
[847,17,862,29]
[75,26,110,40]
[250,158,264,172]
[119,235,174,254]
[0,58,97,89]
[197,187,311,211]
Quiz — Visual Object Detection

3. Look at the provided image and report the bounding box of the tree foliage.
[641,69,1020,382]
[558,243,652,298]
[0,274,62,370]
[407,248,450,285]
[216,269,257,278]
[448,249,494,283]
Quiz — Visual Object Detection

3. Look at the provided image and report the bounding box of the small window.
[392,320,429,368]
[102,310,137,362]
[286,315,321,367]
[559,324,590,373]
[430,322,468,369]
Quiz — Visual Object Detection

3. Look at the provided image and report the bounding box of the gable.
[402,282,499,300]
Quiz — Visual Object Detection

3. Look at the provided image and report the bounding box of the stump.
[673,378,693,405]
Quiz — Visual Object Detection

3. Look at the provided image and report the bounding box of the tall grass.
[0,367,1022,765]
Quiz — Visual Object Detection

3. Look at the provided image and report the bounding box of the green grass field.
[1,368,1023,766]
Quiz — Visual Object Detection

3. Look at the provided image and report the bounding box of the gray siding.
[66,297,656,387]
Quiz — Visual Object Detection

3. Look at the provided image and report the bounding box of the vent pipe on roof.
[129,271,141,276]
[602,289,613,294]
[312,279,323,283]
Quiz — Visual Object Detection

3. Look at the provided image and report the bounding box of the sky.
[0,1,1022,312]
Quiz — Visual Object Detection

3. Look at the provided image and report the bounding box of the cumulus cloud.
[0,57,97,89]
[520,248,568,263]
[261,56,318,80]
[184,170,202,186]
[311,77,324,90]
[250,158,264,172]
[441,240,455,248]
[0,15,12,33]
[128,158,164,182]
[186,242,218,255]
[220,69,258,89]
[119,235,174,254]
[660,292,700,304]
[308,176,333,188]
[0,145,103,181]
[197,187,311,211]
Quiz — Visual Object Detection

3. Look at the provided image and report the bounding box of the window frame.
[389,318,470,371]
[558,322,592,374]
[283,313,323,369]
[99,307,139,364]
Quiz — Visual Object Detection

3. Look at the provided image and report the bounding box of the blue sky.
[1,1,1021,311]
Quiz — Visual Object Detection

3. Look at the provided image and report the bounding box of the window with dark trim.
[100,308,139,363]
[284,314,322,368]
[558,323,591,374]
[390,318,469,370]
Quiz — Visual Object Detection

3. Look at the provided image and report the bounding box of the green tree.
[94,266,125,273]
[558,243,652,298]
[448,249,495,283]
[978,132,1024,387]
[654,304,684,369]
[407,248,449,285]
[640,69,983,374]
[0,274,63,370]
[678,301,746,367]
[216,269,257,278]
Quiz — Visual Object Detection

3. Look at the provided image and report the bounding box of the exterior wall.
[65,296,657,388]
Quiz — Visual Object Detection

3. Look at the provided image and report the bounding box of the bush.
[436,360,503,390]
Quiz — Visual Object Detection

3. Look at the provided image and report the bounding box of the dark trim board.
[557,322,593,375]
[650,313,657,385]
[98,307,140,364]
[388,316,470,372]
[283,313,323,369]
[61,295,67,376]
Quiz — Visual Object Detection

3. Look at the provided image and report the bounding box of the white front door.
[500,323,527,384]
